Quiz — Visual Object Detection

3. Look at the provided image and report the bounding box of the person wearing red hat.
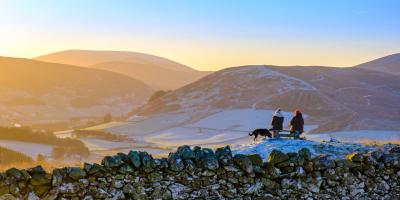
[290,109,304,138]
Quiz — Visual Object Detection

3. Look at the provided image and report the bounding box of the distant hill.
[35,50,210,89]
[355,53,400,74]
[134,65,400,132]
[91,61,209,90]
[0,56,153,125]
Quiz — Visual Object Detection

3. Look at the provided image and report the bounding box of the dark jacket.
[271,116,284,130]
[290,113,304,133]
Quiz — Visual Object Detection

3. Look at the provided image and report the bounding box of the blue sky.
[0,0,399,70]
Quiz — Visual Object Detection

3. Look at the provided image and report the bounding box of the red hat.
[294,109,301,116]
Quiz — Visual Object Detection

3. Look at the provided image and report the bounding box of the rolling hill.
[0,56,153,125]
[132,65,400,133]
[355,53,400,74]
[35,50,211,90]
[91,61,209,90]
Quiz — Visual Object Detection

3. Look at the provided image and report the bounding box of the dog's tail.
[248,132,253,136]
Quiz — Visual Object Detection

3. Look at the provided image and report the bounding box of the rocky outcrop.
[0,145,399,199]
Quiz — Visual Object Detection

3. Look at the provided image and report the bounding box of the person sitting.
[290,109,304,138]
[270,109,284,131]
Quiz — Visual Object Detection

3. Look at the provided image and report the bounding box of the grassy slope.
[0,56,152,98]
[0,146,33,165]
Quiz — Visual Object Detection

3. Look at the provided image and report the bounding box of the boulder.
[34,185,51,196]
[67,167,86,180]
[247,154,263,166]
[184,159,195,172]
[128,151,141,168]
[51,168,64,187]
[148,172,163,182]
[201,170,216,177]
[298,148,312,160]
[0,186,10,196]
[261,178,280,194]
[215,146,233,166]
[303,161,314,172]
[117,152,128,162]
[262,162,281,179]
[268,150,289,165]
[0,194,15,200]
[118,164,134,174]
[6,168,24,181]
[30,174,51,186]
[168,153,185,172]
[27,166,46,175]
[88,163,105,175]
[27,192,40,200]
[190,189,209,198]
[176,145,195,160]
[83,163,92,172]
[113,180,124,189]
[139,151,154,173]
[313,156,336,170]
[201,148,219,171]
[233,154,253,174]
[151,187,172,199]
[102,155,123,168]
[245,181,263,194]
[59,183,80,194]
[93,188,109,199]
[192,146,204,164]
[168,183,191,199]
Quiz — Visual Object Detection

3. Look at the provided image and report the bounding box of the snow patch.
[143,109,317,148]
[80,138,134,151]
[186,109,293,131]
[307,130,400,143]
[233,138,378,160]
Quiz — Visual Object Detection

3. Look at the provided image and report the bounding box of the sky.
[0,0,399,70]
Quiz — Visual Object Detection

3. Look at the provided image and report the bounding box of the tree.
[103,113,112,123]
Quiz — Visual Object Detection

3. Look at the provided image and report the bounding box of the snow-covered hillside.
[306,130,400,143]
[94,64,400,161]
[135,65,400,133]
[107,109,314,148]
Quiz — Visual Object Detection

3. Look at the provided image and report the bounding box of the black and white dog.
[248,129,272,141]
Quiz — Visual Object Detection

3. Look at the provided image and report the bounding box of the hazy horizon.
[1,0,400,70]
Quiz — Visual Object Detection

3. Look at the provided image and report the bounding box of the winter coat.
[290,113,304,133]
[271,116,284,130]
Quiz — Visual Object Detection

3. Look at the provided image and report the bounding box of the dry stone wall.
[1,145,400,200]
